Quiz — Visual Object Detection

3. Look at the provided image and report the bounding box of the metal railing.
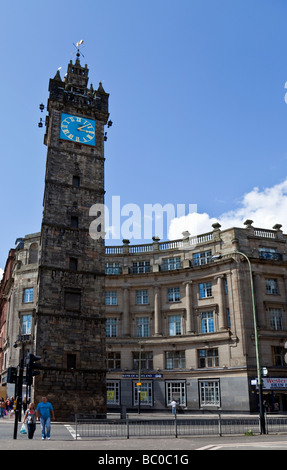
[74,414,287,440]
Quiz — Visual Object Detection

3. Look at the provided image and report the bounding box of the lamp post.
[213,250,266,434]
[137,342,142,415]
[13,337,25,440]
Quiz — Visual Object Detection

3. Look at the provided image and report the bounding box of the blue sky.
[1,0,287,271]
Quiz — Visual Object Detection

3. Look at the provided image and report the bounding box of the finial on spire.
[73,40,85,61]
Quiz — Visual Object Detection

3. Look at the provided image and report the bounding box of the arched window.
[28,243,38,264]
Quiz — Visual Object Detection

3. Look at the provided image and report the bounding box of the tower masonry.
[34,53,109,421]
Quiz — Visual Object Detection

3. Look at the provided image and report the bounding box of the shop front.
[262,378,287,412]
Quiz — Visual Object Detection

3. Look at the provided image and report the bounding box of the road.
[1,417,287,451]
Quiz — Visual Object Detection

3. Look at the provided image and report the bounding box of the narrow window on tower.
[64,289,82,312]
[69,257,78,271]
[67,353,77,370]
[72,175,80,187]
[71,216,79,228]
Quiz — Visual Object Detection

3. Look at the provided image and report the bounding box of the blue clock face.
[60,113,96,146]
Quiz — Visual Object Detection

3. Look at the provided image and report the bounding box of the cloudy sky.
[168,178,287,239]
[1,0,287,272]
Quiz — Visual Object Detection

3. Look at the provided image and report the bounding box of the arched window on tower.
[28,243,38,264]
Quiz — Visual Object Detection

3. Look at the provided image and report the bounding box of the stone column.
[122,287,130,336]
[184,281,194,334]
[216,275,227,330]
[254,273,264,328]
[154,286,161,336]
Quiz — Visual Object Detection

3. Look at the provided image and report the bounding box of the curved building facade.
[105,222,287,413]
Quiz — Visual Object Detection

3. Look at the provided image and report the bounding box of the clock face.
[60,113,96,146]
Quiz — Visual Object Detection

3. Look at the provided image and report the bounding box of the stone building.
[0,248,15,398]
[0,234,39,399]
[104,221,287,413]
[1,221,287,413]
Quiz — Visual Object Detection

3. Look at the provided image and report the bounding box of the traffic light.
[7,367,17,384]
[26,353,42,386]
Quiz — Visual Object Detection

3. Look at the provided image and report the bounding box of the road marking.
[197,441,287,451]
[196,444,218,450]
[64,424,81,440]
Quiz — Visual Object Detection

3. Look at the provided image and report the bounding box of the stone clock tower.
[34,52,109,421]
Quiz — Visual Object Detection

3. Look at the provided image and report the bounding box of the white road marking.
[64,424,81,440]
[196,444,218,450]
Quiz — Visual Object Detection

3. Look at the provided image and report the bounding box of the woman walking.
[23,403,37,439]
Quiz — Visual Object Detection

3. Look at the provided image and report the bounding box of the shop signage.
[262,378,287,390]
[122,374,163,379]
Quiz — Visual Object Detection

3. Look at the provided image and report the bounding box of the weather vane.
[73,39,85,58]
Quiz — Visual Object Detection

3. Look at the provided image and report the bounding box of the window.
[105,291,117,305]
[166,382,186,406]
[198,348,219,368]
[133,352,153,370]
[133,382,153,406]
[28,243,38,264]
[64,290,81,312]
[162,257,181,271]
[227,308,231,328]
[22,314,32,335]
[71,216,79,228]
[166,351,186,369]
[199,282,212,299]
[259,247,281,260]
[193,250,212,266]
[224,278,228,294]
[107,352,121,369]
[131,261,150,274]
[201,311,215,333]
[23,288,33,303]
[136,290,149,305]
[266,279,279,295]
[107,381,120,405]
[67,354,77,370]
[106,318,118,337]
[272,346,285,366]
[168,315,182,336]
[105,262,121,275]
[270,308,283,331]
[137,317,150,337]
[199,380,220,407]
[72,175,80,187]
[168,287,180,302]
[69,257,78,270]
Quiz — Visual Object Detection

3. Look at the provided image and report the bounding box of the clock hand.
[78,129,94,134]
[77,124,91,131]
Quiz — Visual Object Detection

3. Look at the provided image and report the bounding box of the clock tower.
[34,52,109,420]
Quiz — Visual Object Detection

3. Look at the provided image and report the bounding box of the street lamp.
[137,342,142,415]
[213,251,266,434]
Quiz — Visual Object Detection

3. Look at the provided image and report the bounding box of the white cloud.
[168,178,287,239]
[0,268,3,281]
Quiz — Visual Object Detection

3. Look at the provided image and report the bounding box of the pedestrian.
[23,396,28,414]
[23,403,37,439]
[169,399,177,415]
[7,397,14,411]
[36,396,55,440]
[0,397,5,418]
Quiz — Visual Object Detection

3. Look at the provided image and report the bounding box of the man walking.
[36,397,55,440]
